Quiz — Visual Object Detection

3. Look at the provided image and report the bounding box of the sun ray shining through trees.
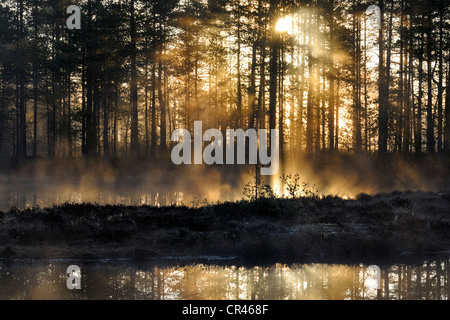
[0,0,449,181]
[3,3,450,296]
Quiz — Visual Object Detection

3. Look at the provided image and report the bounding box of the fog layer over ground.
[0,154,449,211]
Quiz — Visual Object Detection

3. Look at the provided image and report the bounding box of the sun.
[275,16,293,33]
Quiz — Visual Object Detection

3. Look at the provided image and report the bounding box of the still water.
[0,190,186,212]
[0,257,448,300]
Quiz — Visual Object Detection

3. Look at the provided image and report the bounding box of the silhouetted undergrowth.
[0,190,449,261]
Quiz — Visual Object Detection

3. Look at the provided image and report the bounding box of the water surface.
[0,257,448,300]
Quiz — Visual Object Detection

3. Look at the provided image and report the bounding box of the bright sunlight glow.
[275,16,293,33]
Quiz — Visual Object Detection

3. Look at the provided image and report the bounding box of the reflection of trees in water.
[0,260,448,300]
[0,189,186,211]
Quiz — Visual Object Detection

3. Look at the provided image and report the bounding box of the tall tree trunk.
[306,10,314,154]
[257,9,267,131]
[159,60,167,152]
[403,12,412,153]
[194,40,199,121]
[248,42,257,129]
[258,39,266,131]
[94,78,100,155]
[385,0,394,151]
[268,0,282,154]
[416,30,424,154]
[0,80,5,158]
[18,0,27,163]
[328,0,335,152]
[378,0,388,154]
[353,5,362,153]
[46,73,51,157]
[130,0,140,160]
[67,72,72,158]
[363,11,368,152]
[151,63,157,157]
[279,37,284,167]
[49,23,57,159]
[103,84,109,162]
[81,57,86,156]
[158,22,167,153]
[236,2,242,128]
[144,63,149,157]
[437,12,443,153]
[86,64,97,157]
[314,64,320,155]
[444,59,450,153]
[335,74,340,150]
[269,25,278,150]
[298,15,306,153]
[396,1,404,153]
[426,12,434,153]
[32,0,39,159]
[113,85,118,159]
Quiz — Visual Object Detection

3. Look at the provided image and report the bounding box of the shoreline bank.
[1,190,449,263]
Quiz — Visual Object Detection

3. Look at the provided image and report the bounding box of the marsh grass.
[0,190,449,261]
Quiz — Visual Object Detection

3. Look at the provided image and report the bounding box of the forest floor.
[1,190,450,264]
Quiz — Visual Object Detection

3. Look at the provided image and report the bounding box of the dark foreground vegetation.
[1,190,450,263]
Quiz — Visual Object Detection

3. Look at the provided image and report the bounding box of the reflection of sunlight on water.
[1,190,188,211]
[1,259,448,300]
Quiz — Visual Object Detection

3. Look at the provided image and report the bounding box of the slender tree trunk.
[335,74,340,151]
[130,0,140,160]
[32,0,39,159]
[403,13,412,153]
[95,78,100,156]
[144,63,149,157]
[397,1,405,153]
[46,73,51,157]
[444,60,450,153]
[269,26,278,148]
[257,4,267,132]
[385,0,394,151]
[314,11,321,155]
[298,16,306,153]
[328,0,335,152]
[151,63,157,157]
[50,24,57,159]
[158,22,167,153]
[426,12,434,153]
[0,81,4,158]
[113,85,118,159]
[194,40,199,121]
[416,30,424,154]
[18,0,27,163]
[378,0,388,154]
[306,10,314,154]
[16,73,20,161]
[321,68,326,152]
[81,57,86,156]
[279,37,284,167]
[437,12,443,153]
[364,12,368,152]
[290,47,295,155]
[67,72,72,158]
[103,84,109,162]
[258,36,266,131]
[248,42,257,129]
[86,60,97,158]
[353,6,362,153]
[159,60,167,153]
[314,64,320,155]
[236,2,242,128]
